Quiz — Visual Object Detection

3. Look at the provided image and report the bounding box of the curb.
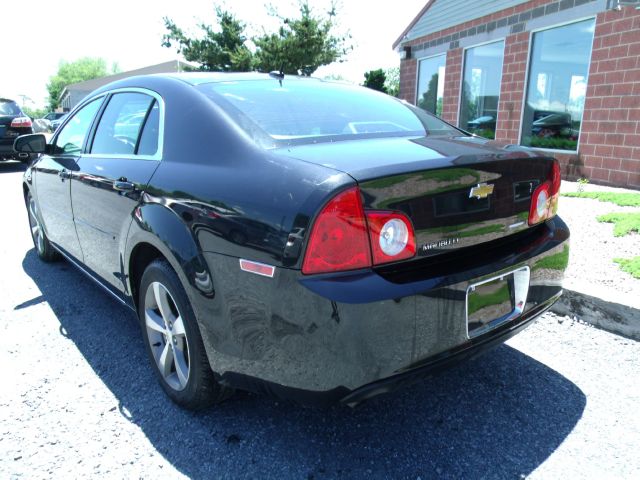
[551,285,640,341]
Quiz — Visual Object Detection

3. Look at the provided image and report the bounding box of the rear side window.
[91,93,154,156]
[137,101,160,156]
[53,98,102,155]
[0,100,22,116]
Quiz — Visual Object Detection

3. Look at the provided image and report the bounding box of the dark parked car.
[1,98,34,162]
[16,73,569,409]
[43,112,68,122]
[49,113,68,132]
[467,115,496,131]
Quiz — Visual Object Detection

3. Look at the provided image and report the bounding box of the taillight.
[528,160,561,226]
[302,187,372,274]
[302,187,416,274]
[366,211,416,265]
[11,116,32,128]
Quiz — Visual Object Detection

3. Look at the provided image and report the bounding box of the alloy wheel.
[28,196,45,255]
[144,281,190,391]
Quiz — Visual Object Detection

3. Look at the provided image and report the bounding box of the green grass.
[533,245,570,271]
[562,191,640,207]
[467,284,510,316]
[597,212,640,236]
[614,256,640,279]
[524,136,578,151]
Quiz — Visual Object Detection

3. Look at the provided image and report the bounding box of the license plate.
[466,267,530,338]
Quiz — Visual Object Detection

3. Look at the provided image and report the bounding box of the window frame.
[414,52,447,117]
[76,87,164,161]
[458,38,506,139]
[517,16,597,154]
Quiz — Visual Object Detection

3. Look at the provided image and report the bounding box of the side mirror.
[14,134,47,154]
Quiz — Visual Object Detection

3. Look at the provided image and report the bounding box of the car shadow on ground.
[22,249,586,479]
[0,161,27,174]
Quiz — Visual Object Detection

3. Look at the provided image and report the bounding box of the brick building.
[394,0,640,188]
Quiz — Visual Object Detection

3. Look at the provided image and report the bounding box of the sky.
[1,0,425,110]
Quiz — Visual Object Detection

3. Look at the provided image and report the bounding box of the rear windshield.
[197,79,459,146]
[0,100,21,116]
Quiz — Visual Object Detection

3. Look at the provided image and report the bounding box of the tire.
[138,259,232,409]
[26,191,59,262]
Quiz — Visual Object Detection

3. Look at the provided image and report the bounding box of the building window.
[521,19,595,151]
[459,41,504,139]
[416,54,446,116]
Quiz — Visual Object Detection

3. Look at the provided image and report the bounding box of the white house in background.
[58,60,192,111]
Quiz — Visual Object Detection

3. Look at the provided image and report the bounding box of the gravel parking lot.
[1,161,639,479]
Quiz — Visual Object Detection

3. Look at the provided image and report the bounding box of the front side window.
[521,19,595,151]
[53,98,102,155]
[459,41,505,139]
[416,55,446,116]
[91,93,155,155]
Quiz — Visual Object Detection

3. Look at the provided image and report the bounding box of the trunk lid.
[276,135,555,258]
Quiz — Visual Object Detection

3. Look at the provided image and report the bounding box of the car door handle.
[113,180,135,192]
[59,169,71,180]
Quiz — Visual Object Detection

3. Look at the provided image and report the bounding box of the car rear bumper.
[196,216,569,405]
[0,138,15,155]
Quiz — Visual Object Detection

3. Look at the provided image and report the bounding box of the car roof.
[150,72,325,86]
[85,72,328,100]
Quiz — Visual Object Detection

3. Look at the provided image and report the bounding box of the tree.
[161,2,351,76]
[22,106,47,119]
[161,7,253,72]
[384,67,399,97]
[363,69,387,93]
[46,58,117,110]
[253,2,351,75]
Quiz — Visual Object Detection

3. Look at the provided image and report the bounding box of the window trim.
[414,52,447,115]
[458,38,506,138]
[517,16,597,154]
[83,87,165,161]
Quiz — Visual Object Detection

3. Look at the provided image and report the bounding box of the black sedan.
[1,98,34,162]
[16,73,569,409]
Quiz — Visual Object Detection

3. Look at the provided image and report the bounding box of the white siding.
[404,0,531,43]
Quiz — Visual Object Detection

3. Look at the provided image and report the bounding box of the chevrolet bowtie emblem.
[469,183,495,200]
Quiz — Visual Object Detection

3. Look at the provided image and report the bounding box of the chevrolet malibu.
[16,73,569,409]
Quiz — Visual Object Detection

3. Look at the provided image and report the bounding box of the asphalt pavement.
[1,161,639,479]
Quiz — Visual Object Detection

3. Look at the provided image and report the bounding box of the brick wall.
[398,0,640,188]
[578,6,640,188]
[399,58,417,103]
[495,32,529,144]
[441,48,462,124]
[398,0,556,109]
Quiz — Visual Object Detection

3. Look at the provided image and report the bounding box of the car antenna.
[269,64,285,87]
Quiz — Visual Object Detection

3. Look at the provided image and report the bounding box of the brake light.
[302,187,371,274]
[11,116,32,128]
[366,211,416,265]
[302,187,416,274]
[528,160,561,226]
